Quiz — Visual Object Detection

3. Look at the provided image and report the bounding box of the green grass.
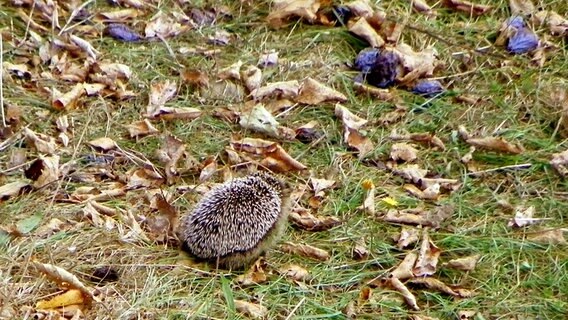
[1,0,567,319]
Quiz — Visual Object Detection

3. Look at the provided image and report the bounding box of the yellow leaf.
[36,289,85,309]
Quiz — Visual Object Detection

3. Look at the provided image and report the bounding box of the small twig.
[284,297,306,320]
[467,163,532,176]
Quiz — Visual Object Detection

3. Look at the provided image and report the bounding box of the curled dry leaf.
[199,160,217,182]
[390,130,446,150]
[279,264,310,281]
[335,104,368,129]
[156,135,186,184]
[413,230,441,277]
[239,103,293,139]
[444,254,480,271]
[218,60,243,81]
[353,240,369,260]
[395,226,420,249]
[508,205,541,228]
[231,137,277,154]
[127,119,159,138]
[25,155,60,189]
[201,80,245,101]
[0,181,31,201]
[335,105,373,158]
[147,80,177,116]
[392,44,437,84]
[390,143,418,162]
[442,0,492,16]
[408,277,475,298]
[241,65,263,92]
[98,62,132,80]
[181,69,209,88]
[69,34,99,60]
[150,106,202,121]
[126,168,165,189]
[234,300,268,319]
[87,137,117,152]
[527,229,566,245]
[296,77,347,105]
[267,0,322,29]
[404,183,440,200]
[281,242,330,261]
[348,18,384,48]
[261,145,307,172]
[145,12,189,38]
[310,177,336,193]
[289,207,342,231]
[36,289,85,310]
[389,277,420,311]
[551,149,568,176]
[353,82,394,101]
[23,128,57,155]
[32,261,95,302]
[390,251,417,280]
[466,136,524,154]
[235,259,267,286]
[250,80,300,100]
[52,83,85,111]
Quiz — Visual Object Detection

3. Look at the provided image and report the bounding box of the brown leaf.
[404,183,440,200]
[389,277,420,310]
[279,264,310,281]
[390,251,417,280]
[235,259,268,286]
[250,80,300,100]
[412,0,436,16]
[150,106,202,121]
[0,181,31,201]
[181,69,209,88]
[126,168,164,189]
[96,8,141,21]
[391,44,437,84]
[551,149,568,176]
[145,12,189,38]
[156,135,186,184]
[395,226,420,249]
[442,0,492,16]
[335,104,368,129]
[97,62,132,80]
[346,127,374,159]
[532,11,568,36]
[466,136,524,154]
[147,80,177,116]
[509,0,535,16]
[390,131,446,150]
[408,277,474,298]
[289,207,342,231]
[527,229,567,245]
[25,155,59,189]
[296,77,347,105]
[348,18,384,48]
[201,79,245,101]
[508,205,540,228]
[261,145,307,172]
[52,83,85,110]
[444,254,480,271]
[126,119,159,138]
[32,261,95,303]
[241,65,263,92]
[353,240,369,260]
[353,82,394,101]
[413,230,441,277]
[199,160,217,182]
[234,300,268,319]
[87,137,118,151]
[230,137,278,154]
[23,127,57,154]
[239,103,293,139]
[281,242,330,261]
[218,60,243,81]
[390,143,418,162]
[267,0,322,28]
[213,107,240,123]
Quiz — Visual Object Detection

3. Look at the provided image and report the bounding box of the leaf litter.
[1,0,567,318]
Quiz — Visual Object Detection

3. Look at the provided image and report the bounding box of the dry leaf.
[0,181,31,200]
[396,226,420,249]
[234,300,268,319]
[289,207,342,231]
[296,77,347,105]
[390,251,417,280]
[390,143,418,162]
[25,155,60,189]
[335,105,374,158]
[281,242,330,261]
[390,131,446,150]
[408,277,474,298]
[181,69,209,88]
[389,277,420,310]
[199,160,217,182]
[235,259,268,286]
[149,106,202,121]
[296,120,324,143]
[527,229,566,245]
[87,137,118,151]
[551,149,568,176]
[508,206,539,228]
[241,65,263,92]
[261,145,307,172]
[69,34,99,60]
[346,0,375,18]
[239,103,292,139]
[156,135,186,183]
[392,44,437,84]
[127,119,159,138]
[353,240,369,260]
[250,80,300,100]
[532,10,568,36]
[279,264,310,281]
[411,0,435,16]
[126,168,164,189]
[147,80,177,116]
[442,0,492,15]
[335,104,368,129]
[145,12,189,38]
[218,60,243,81]
[97,62,132,80]
[52,83,85,110]
[404,183,440,200]
[267,0,322,28]
[466,136,524,154]
[444,254,480,271]
[413,230,441,277]
[32,261,95,302]
[36,289,85,310]
[509,0,535,15]
[348,18,384,48]
[390,164,427,184]
[23,127,57,154]
[230,137,278,155]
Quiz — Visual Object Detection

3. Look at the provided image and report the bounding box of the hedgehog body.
[180,172,290,269]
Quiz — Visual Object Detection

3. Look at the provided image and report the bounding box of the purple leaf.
[105,23,142,42]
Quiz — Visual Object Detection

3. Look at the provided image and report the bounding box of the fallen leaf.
[289,207,342,231]
[296,77,347,105]
[390,130,446,150]
[390,143,418,162]
[201,79,245,101]
[392,44,437,84]
[411,0,436,16]
[443,254,480,271]
[442,0,492,16]
[527,229,567,245]
[33,261,95,302]
[531,10,568,36]
[145,12,189,38]
[258,50,279,68]
[0,181,31,201]
[156,135,186,184]
[36,289,85,310]
[234,300,268,319]
[390,251,417,280]
[23,128,57,154]
[261,145,307,172]
[281,242,330,261]
[348,17,384,48]
[509,0,535,16]
[239,103,293,139]
[52,83,85,110]
[508,206,539,228]
[250,80,300,100]
[126,168,164,189]
[199,160,217,182]
[335,104,368,130]
[395,226,420,249]
[279,264,310,281]
[69,34,99,60]
[296,120,324,143]
[267,0,322,28]
[218,60,243,81]
[235,259,268,286]
[208,29,232,45]
[97,62,132,80]
[241,65,263,92]
[413,230,441,277]
[352,240,369,260]
[181,69,209,88]
[25,155,60,189]
[389,277,420,310]
[408,277,474,298]
[87,137,118,151]
[551,149,568,176]
[213,107,240,123]
[230,137,277,155]
[126,119,160,138]
[149,106,202,121]
[335,105,374,158]
[147,80,178,117]
[404,183,440,200]
[346,0,375,18]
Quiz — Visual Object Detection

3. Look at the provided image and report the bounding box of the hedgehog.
[179,172,291,269]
